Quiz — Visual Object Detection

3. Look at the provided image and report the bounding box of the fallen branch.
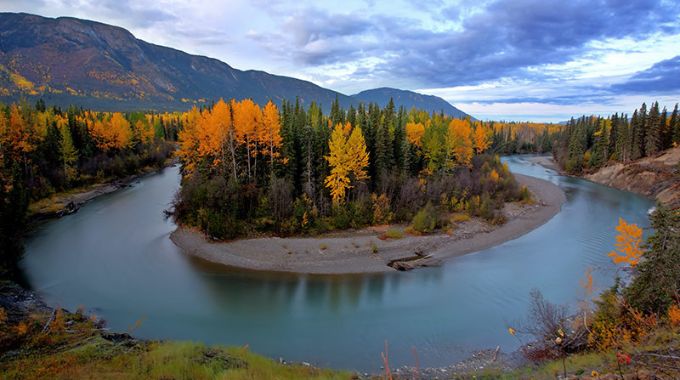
[637,352,680,361]
[493,345,500,362]
[41,309,56,333]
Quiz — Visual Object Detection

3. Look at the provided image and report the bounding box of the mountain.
[352,87,469,119]
[0,12,470,118]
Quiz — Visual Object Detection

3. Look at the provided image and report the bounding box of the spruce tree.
[630,110,642,160]
[645,102,661,156]
[615,113,630,163]
[671,104,680,146]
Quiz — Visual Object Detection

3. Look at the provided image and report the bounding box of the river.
[20,156,655,371]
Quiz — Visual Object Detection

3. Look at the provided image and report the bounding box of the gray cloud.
[251,0,680,89]
[612,55,680,93]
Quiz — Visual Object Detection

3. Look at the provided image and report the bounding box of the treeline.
[174,98,531,239]
[555,101,680,174]
[0,100,178,268]
[490,122,559,154]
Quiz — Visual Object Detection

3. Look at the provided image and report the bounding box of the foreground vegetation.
[500,205,680,379]
[0,298,348,380]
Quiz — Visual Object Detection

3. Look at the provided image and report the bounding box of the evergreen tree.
[645,102,661,156]
[659,106,670,151]
[59,122,79,185]
[589,119,609,168]
[615,113,630,163]
[630,109,642,160]
[566,119,586,173]
[671,104,680,146]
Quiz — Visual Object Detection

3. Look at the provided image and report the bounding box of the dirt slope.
[585,147,680,208]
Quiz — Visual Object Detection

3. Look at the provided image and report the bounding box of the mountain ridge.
[0,12,470,117]
[352,87,469,119]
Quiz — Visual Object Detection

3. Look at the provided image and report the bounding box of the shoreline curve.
[170,173,566,274]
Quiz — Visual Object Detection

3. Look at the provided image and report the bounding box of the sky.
[2,0,680,121]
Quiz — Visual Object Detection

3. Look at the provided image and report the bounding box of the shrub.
[371,193,393,225]
[668,304,680,327]
[410,202,438,234]
[451,212,470,223]
[518,185,533,203]
[382,228,404,239]
[588,281,657,351]
[331,205,352,230]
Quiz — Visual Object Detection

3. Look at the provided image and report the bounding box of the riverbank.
[171,173,566,274]
[27,162,177,223]
[584,147,680,208]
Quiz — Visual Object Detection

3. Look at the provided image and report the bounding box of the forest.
[0,100,178,269]
[172,98,556,239]
[554,102,680,173]
[0,97,559,266]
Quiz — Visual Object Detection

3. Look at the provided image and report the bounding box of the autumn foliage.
[173,98,527,239]
[325,123,369,203]
[608,217,644,267]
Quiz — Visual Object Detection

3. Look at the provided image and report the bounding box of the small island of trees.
[172,98,540,239]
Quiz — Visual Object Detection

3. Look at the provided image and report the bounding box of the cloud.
[250,0,680,89]
[6,0,680,121]
[612,55,680,93]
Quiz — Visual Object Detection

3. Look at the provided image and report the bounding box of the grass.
[0,335,351,380]
[0,304,351,380]
[450,212,471,223]
[380,227,404,240]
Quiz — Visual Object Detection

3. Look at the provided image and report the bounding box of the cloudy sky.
[3,0,680,121]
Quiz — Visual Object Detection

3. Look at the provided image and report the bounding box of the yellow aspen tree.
[345,124,369,182]
[324,122,369,204]
[325,123,351,203]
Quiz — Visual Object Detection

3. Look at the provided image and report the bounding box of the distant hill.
[0,12,470,118]
[352,87,470,119]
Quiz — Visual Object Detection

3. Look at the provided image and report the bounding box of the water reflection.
[21,157,655,371]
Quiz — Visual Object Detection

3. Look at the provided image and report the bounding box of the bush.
[331,205,352,230]
[588,281,657,351]
[382,228,404,239]
[371,193,393,225]
[451,212,470,223]
[410,202,438,234]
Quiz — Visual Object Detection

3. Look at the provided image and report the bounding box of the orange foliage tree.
[89,112,132,151]
[405,122,425,147]
[260,100,282,170]
[473,123,491,154]
[446,118,473,167]
[232,99,262,181]
[608,217,644,267]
